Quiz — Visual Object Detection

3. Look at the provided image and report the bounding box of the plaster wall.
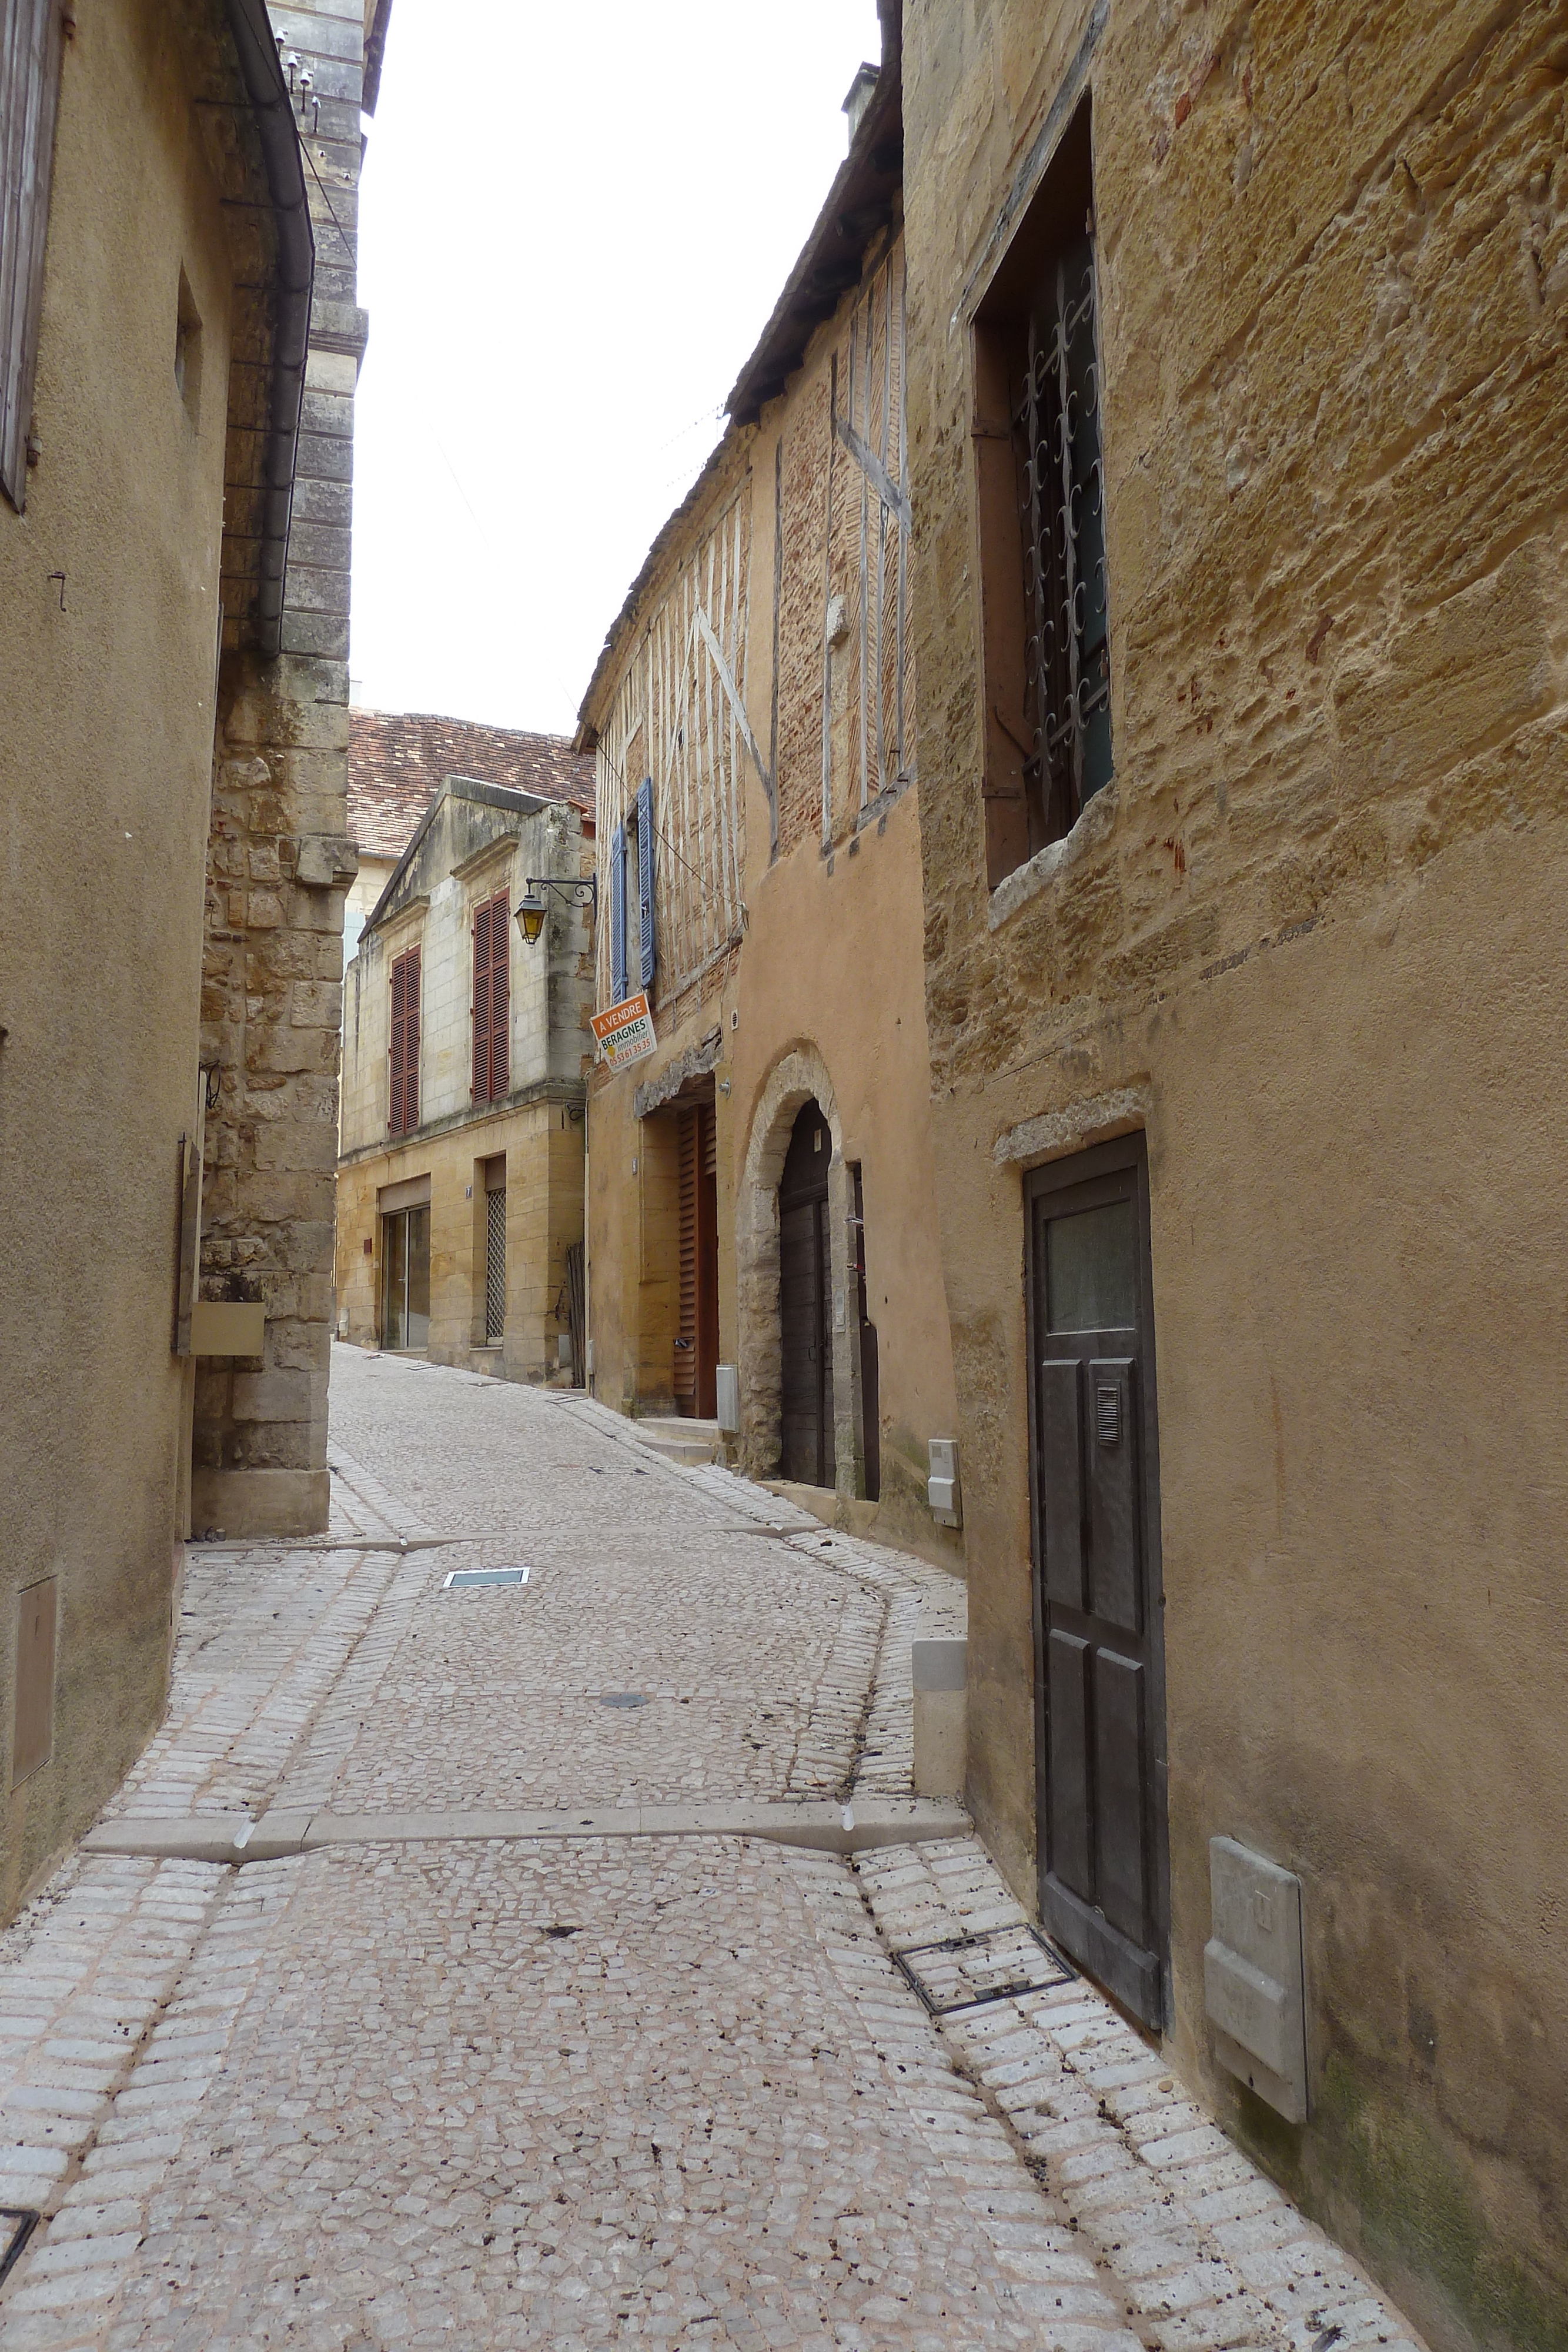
[0,0,236,1917]
[901,0,1568,2340]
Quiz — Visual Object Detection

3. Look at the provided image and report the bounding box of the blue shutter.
[610,822,627,1004]
[637,776,656,992]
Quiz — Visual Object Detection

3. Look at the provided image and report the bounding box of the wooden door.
[779,1102,834,1486]
[1028,1137,1168,2028]
[676,1101,719,1419]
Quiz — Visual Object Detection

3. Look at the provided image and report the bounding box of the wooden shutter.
[675,1107,697,1402]
[609,823,627,1003]
[389,946,420,1133]
[488,893,509,1096]
[471,893,510,1102]
[636,776,656,991]
[0,0,65,512]
[472,900,492,1101]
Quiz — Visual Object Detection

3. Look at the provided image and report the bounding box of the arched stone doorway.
[736,1045,866,1497]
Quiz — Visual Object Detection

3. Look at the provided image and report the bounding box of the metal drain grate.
[893,1922,1074,2016]
[442,1566,530,1590]
[0,2209,39,2290]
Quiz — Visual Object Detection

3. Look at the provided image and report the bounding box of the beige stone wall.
[0,0,243,1917]
[336,1102,583,1385]
[191,0,372,1541]
[336,789,590,1385]
[902,0,1568,2340]
[583,231,962,1567]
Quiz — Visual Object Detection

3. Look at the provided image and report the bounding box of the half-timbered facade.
[577,7,961,1562]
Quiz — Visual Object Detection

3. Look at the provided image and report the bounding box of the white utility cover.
[1204,1836,1309,2123]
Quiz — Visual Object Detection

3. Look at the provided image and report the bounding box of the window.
[973,102,1111,889]
[389,946,421,1134]
[471,892,510,1104]
[1,0,66,512]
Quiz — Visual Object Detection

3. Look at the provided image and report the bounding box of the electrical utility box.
[1204,1837,1309,2123]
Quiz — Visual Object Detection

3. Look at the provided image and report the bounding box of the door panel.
[1040,1359,1086,1608]
[1047,1631,1094,1902]
[780,1200,819,1482]
[1088,1357,1140,1632]
[817,1198,836,1488]
[1093,1648,1147,1945]
[1029,1142,1168,2031]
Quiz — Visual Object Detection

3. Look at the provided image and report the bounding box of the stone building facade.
[899,0,1567,2344]
[191,0,390,1541]
[577,4,962,1561]
[0,0,386,1921]
[336,780,593,1385]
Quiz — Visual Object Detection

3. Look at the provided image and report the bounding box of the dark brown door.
[1028,1135,1168,2029]
[779,1101,835,1487]
[676,1101,719,1419]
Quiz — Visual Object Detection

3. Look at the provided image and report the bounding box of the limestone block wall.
[193,0,370,1538]
[901,0,1568,2340]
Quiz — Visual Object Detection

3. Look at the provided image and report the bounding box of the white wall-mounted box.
[1204,1837,1309,2122]
[928,1436,961,1528]
[716,1364,740,1434]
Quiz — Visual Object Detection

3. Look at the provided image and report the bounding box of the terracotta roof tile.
[348,709,596,860]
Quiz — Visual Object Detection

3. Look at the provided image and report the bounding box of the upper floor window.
[389,946,421,1135]
[973,101,1111,890]
[472,891,510,1104]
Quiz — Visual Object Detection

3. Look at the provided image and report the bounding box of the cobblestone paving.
[0,1348,1425,2351]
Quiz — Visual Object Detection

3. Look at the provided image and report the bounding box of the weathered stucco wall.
[0,0,238,1917]
[584,219,962,1567]
[902,0,1567,2341]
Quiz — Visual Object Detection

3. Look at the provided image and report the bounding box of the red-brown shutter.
[472,901,492,1101]
[487,891,509,1098]
[0,0,65,512]
[471,894,510,1104]
[390,946,420,1133]
[675,1107,697,1402]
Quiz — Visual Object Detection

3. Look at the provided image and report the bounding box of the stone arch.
[735,1043,862,1496]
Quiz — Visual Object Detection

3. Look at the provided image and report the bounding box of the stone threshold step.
[84,1799,971,1867]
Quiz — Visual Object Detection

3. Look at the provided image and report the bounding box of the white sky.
[349,1,883,738]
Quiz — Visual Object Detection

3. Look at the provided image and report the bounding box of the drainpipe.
[222,0,316,660]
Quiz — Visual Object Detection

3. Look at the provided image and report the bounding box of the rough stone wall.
[902,1,1568,2344]
[192,0,369,1538]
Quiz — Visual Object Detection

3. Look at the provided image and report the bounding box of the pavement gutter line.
[82,1802,972,1865]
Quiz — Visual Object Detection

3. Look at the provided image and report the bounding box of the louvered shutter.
[609,822,627,1004]
[636,776,656,992]
[0,0,65,512]
[675,1107,697,1403]
[472,900,492,1101]
[492,892,510,1095]
[390,947,420,1133]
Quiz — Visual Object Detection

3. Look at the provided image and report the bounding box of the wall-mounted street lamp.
[516,874,597,946]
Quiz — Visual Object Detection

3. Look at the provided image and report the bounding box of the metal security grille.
[485,1187,506,1340]
[1018,227,1112,842]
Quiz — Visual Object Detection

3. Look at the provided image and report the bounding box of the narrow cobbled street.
[0,1349,1419,2352]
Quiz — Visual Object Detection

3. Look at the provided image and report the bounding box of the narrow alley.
[0,1349,1420,2351]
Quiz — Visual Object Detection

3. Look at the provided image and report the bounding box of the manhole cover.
[600,1692,647,1708]
[0,2209,39,2289]
[893,1923,1074,2016]
[442,1566,530,1590]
